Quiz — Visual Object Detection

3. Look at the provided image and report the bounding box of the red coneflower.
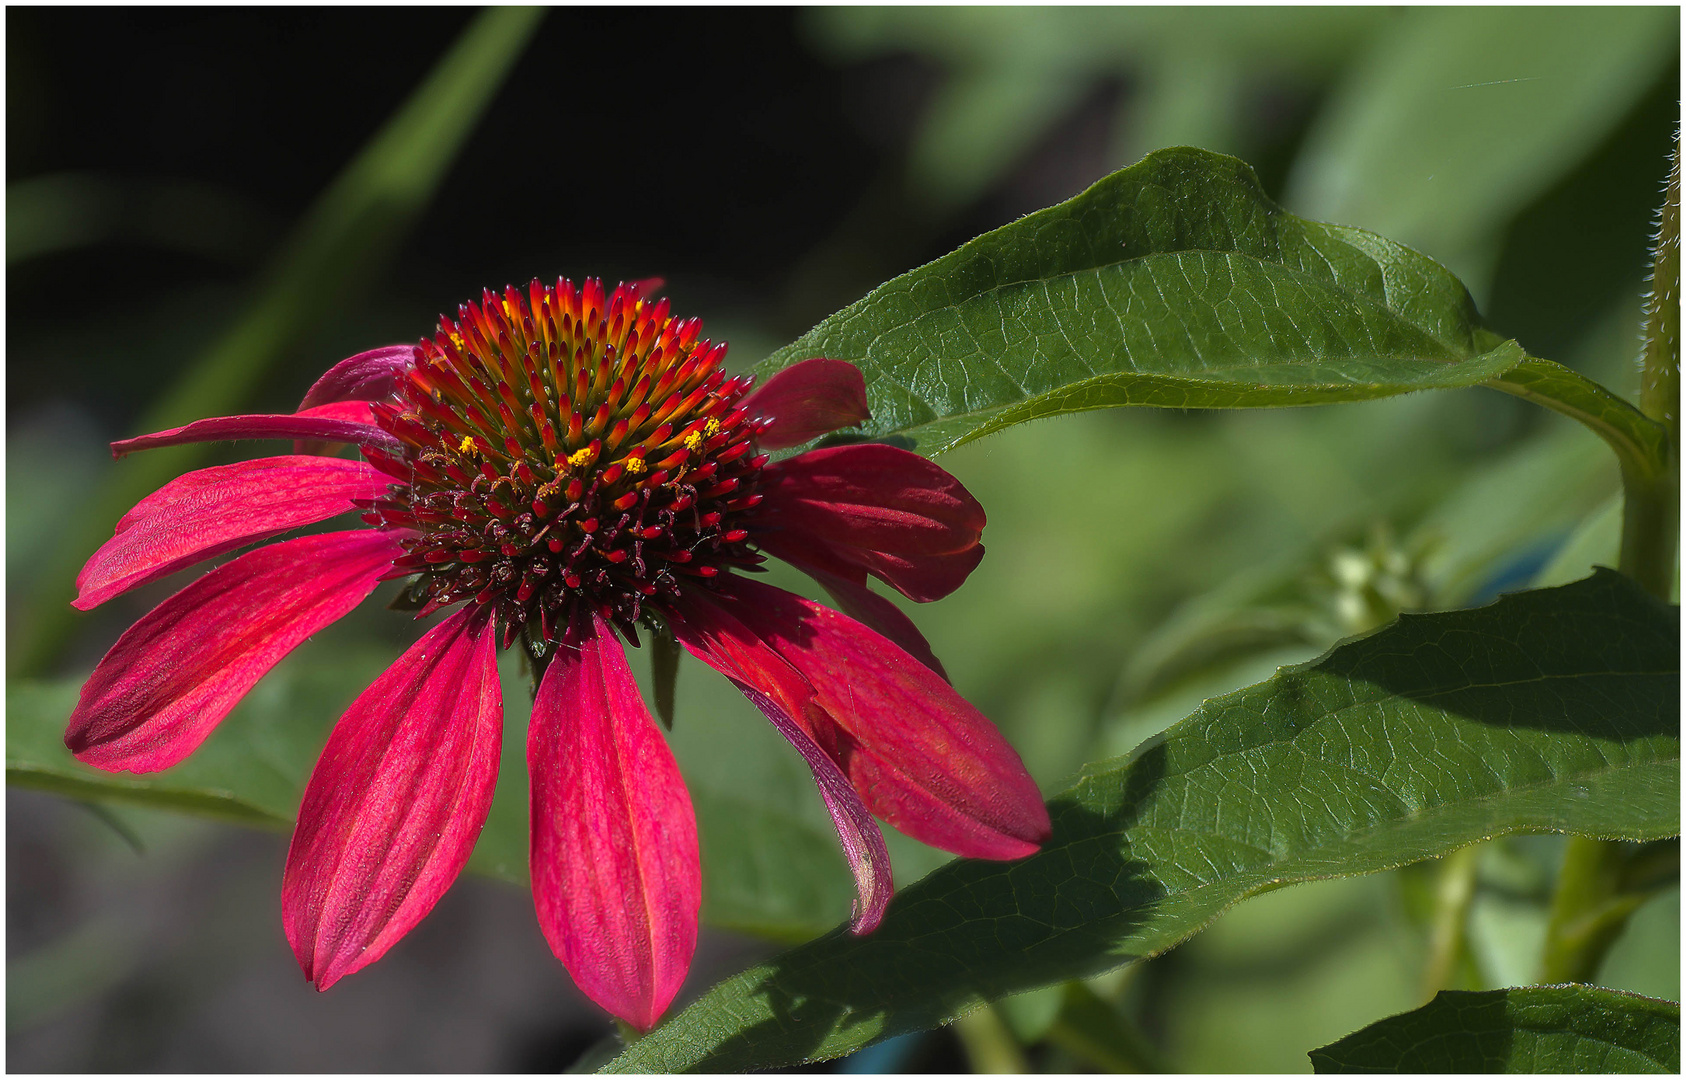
[65,278,1051,1030]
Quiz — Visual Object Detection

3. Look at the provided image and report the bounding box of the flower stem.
[953,1003,1028,1074]
[1045,980,1170,1073]
[1419,844,1479,1002]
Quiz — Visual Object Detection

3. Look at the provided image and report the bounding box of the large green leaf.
[606,570,1678,1072]
[754,147,1521,457]
[1309,986,1681,1073]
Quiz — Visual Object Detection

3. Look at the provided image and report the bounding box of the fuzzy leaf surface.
[1309,986,1681,1073]
[754,146,1521,456]
[607,570,1679,1072]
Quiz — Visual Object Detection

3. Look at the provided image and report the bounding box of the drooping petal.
[65,529,404,772]
[799,564,947,680]
[298,345,414,410]
[666,595,892,933]
[283,602,502,991]
[292,400,380,455]
[529,615,700,1030]
[755,443,986,602]
[75,456,389,610]
[741,358,871,450]
[111,409,402,460]
[711,577,1051,861]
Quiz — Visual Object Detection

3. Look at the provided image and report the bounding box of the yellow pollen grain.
[623,455,646,475]
[457,435,479,455]
[704,418,721,437]
[684,431,704,453]
[567,447,596,469]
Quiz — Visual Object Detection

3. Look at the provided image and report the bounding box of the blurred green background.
[7,7,1678,1072]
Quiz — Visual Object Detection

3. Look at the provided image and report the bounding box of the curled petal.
[530,615,700,1029]
[712,577,1050,861]
[298,345,415,411]
[742,358,870,450]
[111,410,402,460]
[757,443,985,602]
[75,456,389,609]
[65,530,404,772]
[666,595,892,933]
[284,603,503,991]
[292,400,380,455]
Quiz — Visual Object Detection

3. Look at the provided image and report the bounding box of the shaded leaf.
[1309,985,1680,1073]
[606,570,1678,1072]
[755,147,1522,458]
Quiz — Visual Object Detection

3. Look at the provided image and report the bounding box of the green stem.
[1044,980,1169,1073]
[953,1004,1029,1074]
[1420,844,1479,1002]
[1540,838,1649,984]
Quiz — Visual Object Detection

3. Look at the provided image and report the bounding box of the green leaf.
[754,146,1522,458]
[1286,7,1678,292]
[13,6,544,677]
[1309,986,1680,1073]
[606,570,1678,1072]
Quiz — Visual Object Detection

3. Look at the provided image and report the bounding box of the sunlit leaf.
[606,570,1678,1072]
[755,147,1522,458]
[1309,985,1680,1073]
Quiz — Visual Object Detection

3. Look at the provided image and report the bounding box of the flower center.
[370,278,768,647]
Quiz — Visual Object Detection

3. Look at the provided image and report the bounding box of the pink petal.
[64,529,404,772]
[712,577,1050,861]
[800,565,948,680]
[75,456,389,610]
[529,615,700,1030]
[297,345,414,410]
[742,358,871,450]
[284,603,503,991]
[111,410,401,460]
[756,443,986,602]
[666,595,892,934]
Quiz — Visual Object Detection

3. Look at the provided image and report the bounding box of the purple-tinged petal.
[742,358,871,450]
[111,409,402,460]
[64,529,405,772]
[284,603,502,991]
[666,595,892,934]
[75,456,389,610]
[529,615,700,1030]
[298,345,414,411]
[756,443,986,602]
[712,577,1051,862]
